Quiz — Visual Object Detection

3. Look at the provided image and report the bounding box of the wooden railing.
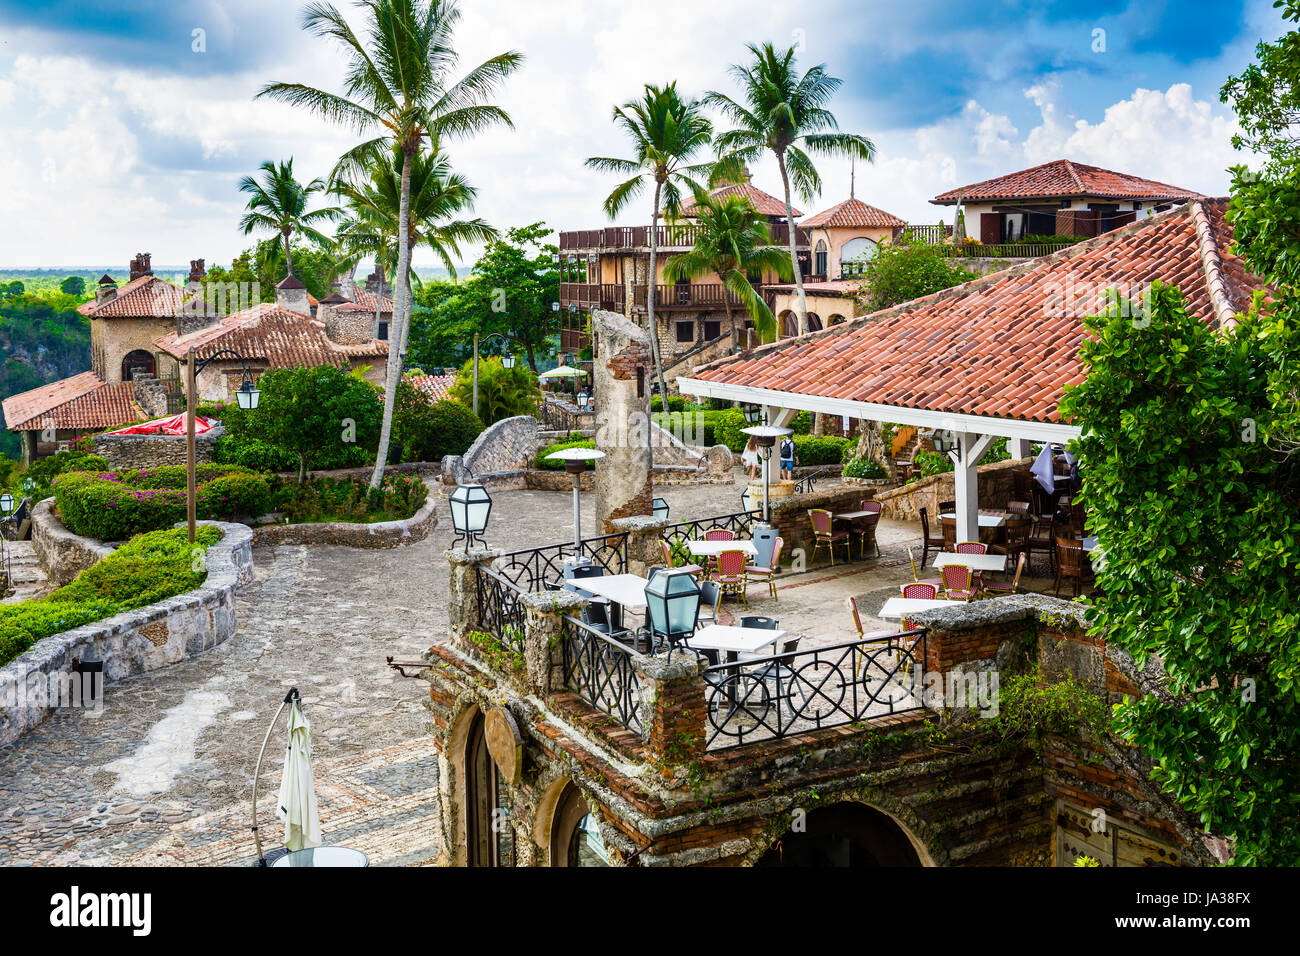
[560,223,808,251]
[631,283,750,309]
[937,242,1077,259]
[559,283,624,311]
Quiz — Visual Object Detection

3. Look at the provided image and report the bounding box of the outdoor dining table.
[683,539,758,557]
[930,552,1007,572]
[688,623,786,656]
[574,573,651,613]
[939,512,1007,527]
[878,597,953,621]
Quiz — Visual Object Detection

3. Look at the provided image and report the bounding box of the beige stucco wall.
[771,288,864,335]
[808,224,894,277]
[91,316,178,384]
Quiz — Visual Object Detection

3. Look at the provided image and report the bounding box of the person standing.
[779,435,797,480]
[741,436,760,480]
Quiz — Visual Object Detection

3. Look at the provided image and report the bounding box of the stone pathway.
[1,541,48,604]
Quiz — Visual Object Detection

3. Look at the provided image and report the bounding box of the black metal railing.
[794,467,833,494]
[660,511,760,566]
[703,630,928,749]
[475,564,528,657]
[560,615,645,734]
[494,533,629,592]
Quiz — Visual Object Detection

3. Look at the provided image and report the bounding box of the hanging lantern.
[235,377,261,411]
[652,497,669,520]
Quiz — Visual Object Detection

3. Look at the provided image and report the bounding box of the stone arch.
[828,313,846,326]
[121,349,156,381]
[779,310,798,338]
[742,795,941,867]
[807,312,823,332]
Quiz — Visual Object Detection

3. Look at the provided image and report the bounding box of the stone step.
[1,541,49,603]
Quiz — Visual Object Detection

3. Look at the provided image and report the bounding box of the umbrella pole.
[251,687,299,866]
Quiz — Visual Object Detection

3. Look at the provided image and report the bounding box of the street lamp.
[0,492,13,515]
[741,424,793,571]
[185,347,258,543]
[472,332,517,420]
[448,483,493,549]
[930,429,958,455]
[645,568,701,658]
[652,497,669,520]
[544,447,605,550]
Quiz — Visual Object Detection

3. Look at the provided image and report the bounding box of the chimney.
[189,259,205,284]
[95,273,118,305]
[364,269,379,293]
[275,274,310,315]
[128,252,153,281]
[317,292,347,336]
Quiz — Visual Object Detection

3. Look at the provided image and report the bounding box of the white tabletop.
[572,573,649,611]
[688,624,785,655]
[684,539,757,557]
[878,597,952,620]
[835,510,878,520]
[931,552,1007,571]
[939,512,1007,527]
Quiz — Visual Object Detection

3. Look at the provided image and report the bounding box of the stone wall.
[451,415,540,483]
[591,308,654,532]
[251,479,438,549]
[0,521,254,747]
[873,456,1030,523]
[540,395,594,434]
[31,499,117,585]
[92,425,225,470]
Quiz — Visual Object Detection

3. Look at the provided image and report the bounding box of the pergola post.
[1010,438,1034,460]
[950,431,994,545]
[762,406,798,487]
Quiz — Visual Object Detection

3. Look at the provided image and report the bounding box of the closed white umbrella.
[1030,443,1056,493]
[276,698,321,851]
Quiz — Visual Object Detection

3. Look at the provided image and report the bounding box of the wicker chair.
[745,536,784,602]
[848,597,904,675]
[940,564,976,601]
[808,509,851,565]
[1054,537,1087,598]
[712,549,749,608]
[702,527,733,573]
[907,547,943,588]
[901,582,938,600]
[659,538,675,568]
[985,553,1028,596]
[854,500,884,558]
[919,507,945,570]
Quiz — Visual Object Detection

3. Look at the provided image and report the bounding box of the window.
[377,321,389,341]
[815,240,828,277]
[675,321,695,343]
[703,320,721,341]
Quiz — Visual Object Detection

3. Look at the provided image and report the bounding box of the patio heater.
[740,424,793,572]
[652,497,669,521]
[448,483,493,549]
[544,447,605,551]
[644,567,701,658]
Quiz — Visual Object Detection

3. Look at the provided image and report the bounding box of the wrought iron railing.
[494,533,629,592]
[560,615,645,734]
[475,564,528,658]
[703,630,928,749]
[659,510,760,566]
[937,241,1076,259]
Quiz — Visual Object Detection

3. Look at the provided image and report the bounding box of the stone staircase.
[1,541,48,604]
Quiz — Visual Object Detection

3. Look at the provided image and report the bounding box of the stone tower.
[591,308,655,532]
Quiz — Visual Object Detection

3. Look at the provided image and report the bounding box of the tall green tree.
[237,158,340,278]
[854,230,977,312]
[468,222,559,371]
[259,0,522,489]
[663,185,790,346]
[586,82,713,408]
[707,43,875,336]
[1221,1,1300,173]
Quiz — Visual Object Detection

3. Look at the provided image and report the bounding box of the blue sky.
[0,0,1285,267]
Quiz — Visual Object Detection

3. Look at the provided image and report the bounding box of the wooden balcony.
[559,222,808,252]
[559,283,624,311]
[631,283,750,310]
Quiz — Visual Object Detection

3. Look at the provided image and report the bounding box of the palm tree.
[258,0,522,489]
[707,43,875,336]
[585,82,713,409]
[663,185,791,347]
[333,141,497,358]
[237,158,339,277]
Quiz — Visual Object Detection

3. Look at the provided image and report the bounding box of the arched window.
[807,312,823,332]
[814,240,828,277]
[839,237,878,276]
[121,350,156,382]
[550,781,610,866]
[757,802,925,867]
[780,311,799,338]
[828,314,846,326]
[464,710,514,867]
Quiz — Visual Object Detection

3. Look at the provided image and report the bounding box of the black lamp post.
[644,568,701,658]
[186,347,258,543]
[448,483,493,549]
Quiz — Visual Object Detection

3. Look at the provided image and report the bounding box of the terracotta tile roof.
[153,303,388,369]
[349,288,394,313]
[407,373,455,402]
[681,182,801,219]
[931,159,1203,205]
[76,275,185,319]
[800,198,906,229]
[2,372,142,431]
[685,200,1262,426]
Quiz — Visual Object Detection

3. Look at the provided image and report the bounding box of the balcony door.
[465,710,515,867]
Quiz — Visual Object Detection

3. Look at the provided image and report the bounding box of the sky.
[0,0,1286,271]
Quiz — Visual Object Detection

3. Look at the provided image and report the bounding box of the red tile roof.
[2,372,142,431]
[681,182,801,219]
[76,275,185,319]
[931,159,1202,205]
[801,198,906,229]
[685,200,1260,426]
[407,373,455,402]
[153,303,388,369]
[349,288,395,313]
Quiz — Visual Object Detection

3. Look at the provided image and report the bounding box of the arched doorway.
[121,349,156,381]
[549,781,610,866]
[464,710,515,867]
[779,310,798,338]
[807,312,823,332]
[814,240,828,277]
[828,314,846,326]
[757,802,925,867]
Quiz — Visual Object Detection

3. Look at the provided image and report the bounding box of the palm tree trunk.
[720,273,737,349]
[776,151,809,337]
[283,228,294,278]
[369,148,413,490]
[647,183,670,410]
[374,259,385,341]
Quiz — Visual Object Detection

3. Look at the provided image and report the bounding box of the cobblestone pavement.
[0,472,1059,865]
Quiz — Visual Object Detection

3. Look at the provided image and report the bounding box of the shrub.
[448,356,542,426]
[792,434,852,466]
[713,407,749,452]
[0,528,220,667]
[649,394,688,412]
[272,474,428,523]
[52,465,270,540]
[19,449,110,501]
[790,410,813,435]
[392,379,483,463]
[843,456,887,480]
[536,434,596,469]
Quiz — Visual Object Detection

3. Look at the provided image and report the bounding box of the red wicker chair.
[940,564,976,601]
[901,582,938,600]
[808,509,851,565]
[907,547,943,588]
[712,549,749,608]
[985,553,1027,596]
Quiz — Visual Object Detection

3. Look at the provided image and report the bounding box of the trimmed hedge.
[53,464,271,540]
[843,456,887,479]
[791,434,853,466]
[271,473,428,524]
[536,434,596,470]
[0,527,220,667]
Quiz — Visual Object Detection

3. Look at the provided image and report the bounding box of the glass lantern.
[236,378,261,411]
[449,483,492,548]
[644,569,701,656]
[652,497,669,520]
[0,491,13,515]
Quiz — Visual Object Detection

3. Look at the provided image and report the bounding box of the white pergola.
[677,378,1080,544]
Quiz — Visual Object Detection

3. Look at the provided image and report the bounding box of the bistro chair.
[938,500,956,515]
[853,500,884,558]
[992,517,1033,578]
[739,615,779,629]
[954,541,988,555]
[907,547,943,588]
[745,536,784,603]
[702,526,734,574]
[696,580,722,626]
[1054,537,1087,598]
[985,553,1028,596]
[747,637,804,711]
[939,564,976,602]
[565,562,605,601]
[940,516,957,552]
[659,538,676,568]
[808,509,851,565]
[849,596,912,676]
[919,507,945,571]
[901,582,939,600]
[1027,510,1061,575]
[712,549,749,609]
[1011,469,1035,501]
